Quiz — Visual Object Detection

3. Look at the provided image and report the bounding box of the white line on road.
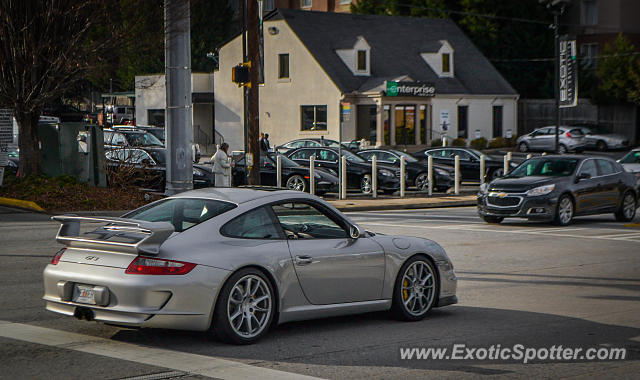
[0,320,321,380]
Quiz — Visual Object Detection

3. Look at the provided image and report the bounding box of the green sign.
[385,81,435,97]
[386,81,399,96]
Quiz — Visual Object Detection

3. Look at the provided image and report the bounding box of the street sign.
[559,36,578,108]
[385,81,435,97]
[439,109,450,132]
[341,102,351,122]
[0,109,12,167]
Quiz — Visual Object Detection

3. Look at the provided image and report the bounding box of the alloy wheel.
[227,275,273,339]
[558,145,568,154]
[415,173,429,192]
[286,175,306,192]
[401,261,436,316]
[361,174,372,194]
[623,193,636,220]
[558,196,573,225]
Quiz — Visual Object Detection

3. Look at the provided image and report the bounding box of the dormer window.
[335,36,371,76]
[442,53,450,73]
[357,50,367,71]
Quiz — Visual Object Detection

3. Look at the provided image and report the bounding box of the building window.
[580,43,598,69]
[340,0,351,4]
[301,105,327,131]
[492,105,503,138]
[582,0,597,26]
[357,50,367,71]
[301,0,312,8]
[442,53,450,73]
[278,53,289,79]
[264,0,275,11]
[457,106,468,139]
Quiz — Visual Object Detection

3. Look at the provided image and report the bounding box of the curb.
[329,199,476,212]
[0,197,46,213]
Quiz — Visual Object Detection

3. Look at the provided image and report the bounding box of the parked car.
[232,152,339,194]
[413,147,515,182]
[357,149,453,192]
[128,125,201,163]
[619,148,640,184]
[106,105,135,124]
[275,138,352,153]
[105,147,214,190]
[573,125,630,151]
[43,188,457,343]
[286,147,399,194]
[516,126,587,154]
[478,155,638,225]
[104,129,165,150]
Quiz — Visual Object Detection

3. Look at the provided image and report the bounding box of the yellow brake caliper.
[403,279,409,300]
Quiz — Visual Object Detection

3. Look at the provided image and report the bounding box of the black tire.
[554,194,574,226]
[596,140,608,152]
[481,215,504,224]
[415,172,429,192]
[518,142,529,152]
[615,191,637,222]
[383,189,396,195]
[558,144,568,154]
[391,255,438,321]
[212,268,276,345]
[361,174,373,194]
[285,174,306,192]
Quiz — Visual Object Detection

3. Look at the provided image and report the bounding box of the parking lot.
[0,205,638,379]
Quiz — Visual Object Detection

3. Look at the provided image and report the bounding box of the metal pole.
[247,0,260,184]
[338,102,343,199]
[454,155,460,195]
[276,154,282,188]
[503,155,509,176]
[400,156,405,198]
[164,0,193,195]
[371,155,378,198]
[554,11,561,154]
[340,155,347,200]
[241,0,249,184]
[527,154,532,160]
[309,156,315,195]
[427,155,433,196]
[480,154,486,184]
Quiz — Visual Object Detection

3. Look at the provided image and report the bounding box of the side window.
[271,202,348,239]
[290,141,306,148]
[578,159,598,178]
[358,151,374,161]
[379,152,398,163]
[453,150,471,160]
[290,149,314,160]
[221,207,283,239]
[318,149,338,162]
[112,133,127,146]
[104,131,113,144]
[305,141,321,147]
[596,159,618,176]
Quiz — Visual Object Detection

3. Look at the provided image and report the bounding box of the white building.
[215,9,519,150]
[135,73,219,154]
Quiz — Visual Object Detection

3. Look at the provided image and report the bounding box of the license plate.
[72,284,97,305]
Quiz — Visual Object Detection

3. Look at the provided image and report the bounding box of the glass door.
[394,105,416,146]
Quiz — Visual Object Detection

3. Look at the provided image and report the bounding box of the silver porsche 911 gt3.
[43,188,457,344]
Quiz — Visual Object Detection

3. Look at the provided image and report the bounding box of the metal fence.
[518,99,640,145]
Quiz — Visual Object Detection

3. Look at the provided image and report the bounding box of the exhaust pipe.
[74,307,95,321]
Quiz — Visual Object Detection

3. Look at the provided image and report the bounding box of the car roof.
[169,187,309,204]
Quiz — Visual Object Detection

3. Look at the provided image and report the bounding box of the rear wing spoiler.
[52,215,174,255]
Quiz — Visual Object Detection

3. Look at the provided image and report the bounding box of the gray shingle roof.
[268,9,517,96]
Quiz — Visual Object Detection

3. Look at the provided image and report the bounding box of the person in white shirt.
[212,143,232,187]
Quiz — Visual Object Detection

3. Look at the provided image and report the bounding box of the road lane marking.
[0,321,321,380]
[589,232,640,239]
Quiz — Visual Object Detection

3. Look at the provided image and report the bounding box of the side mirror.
[576,172,591,182]
[349,225,361,239]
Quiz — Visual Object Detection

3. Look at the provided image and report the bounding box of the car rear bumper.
[43,261,230,331]
[477,193,559,221]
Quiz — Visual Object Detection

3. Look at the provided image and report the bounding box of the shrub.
[488,137,508,149]
[452,138,467,147]
[430,139,443,147]
[470,137,488,150]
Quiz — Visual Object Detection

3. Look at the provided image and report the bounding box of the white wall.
[135,75,165,125]
[214,36,245,152]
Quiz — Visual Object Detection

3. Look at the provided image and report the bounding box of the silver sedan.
[43,188,457,344]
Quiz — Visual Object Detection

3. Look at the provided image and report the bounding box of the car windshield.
[125,132,164,147]
[267,153,299,167]
[146,128,165,141]
[619,151,640,164]
[123,198,236,233]
[391,150,418,163]
[507,158,579,178]
[342,149,365,163]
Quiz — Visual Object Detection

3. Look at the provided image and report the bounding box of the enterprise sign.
[386,81,436,97]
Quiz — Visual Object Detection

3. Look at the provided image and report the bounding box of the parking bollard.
[480,154,486,184]
[507,151,512,162]
[341,155,347,200]
[372,155,377,199]
[276,155,282,188]
[526,154,532,160]
[542,152,547,156]
[427,155,433,196]
[503,155,509,176]
[400,156,406,198]
[454,155,460,195]
[309,156,315,195]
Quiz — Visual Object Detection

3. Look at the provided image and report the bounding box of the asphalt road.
[0,205,639,379]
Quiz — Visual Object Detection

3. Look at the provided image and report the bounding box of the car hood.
[488,176,559,192]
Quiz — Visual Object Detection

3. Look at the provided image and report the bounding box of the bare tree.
[0,0,118,177]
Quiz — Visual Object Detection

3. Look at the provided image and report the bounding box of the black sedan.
[357,149,454,192]
[477,155,638,226]
[285,147,399,194]
[414,147,516,182]
[275,138,353,153]
[232,152,338,195]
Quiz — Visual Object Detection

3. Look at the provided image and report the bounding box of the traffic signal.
[232,62,251,87]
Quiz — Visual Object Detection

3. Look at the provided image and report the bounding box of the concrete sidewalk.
[328,195,476,212]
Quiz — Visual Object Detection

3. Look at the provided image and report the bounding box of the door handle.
[295,255,314,266]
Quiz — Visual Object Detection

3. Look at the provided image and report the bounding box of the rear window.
[568,129,584,136]
[123,198,236,232]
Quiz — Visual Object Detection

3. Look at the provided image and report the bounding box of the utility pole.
[164,0,193,195]
[240,0,249,185]
[553,10,560,154]
[247,0,261,185]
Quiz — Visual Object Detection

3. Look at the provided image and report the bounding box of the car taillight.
[565,132,572,138]
[51,248,66,265]
[125,256,196,275]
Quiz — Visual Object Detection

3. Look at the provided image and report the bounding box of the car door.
[259,156,276,186]
[316,148,339,173]
[272,201,385,304]
[573,159,600,214]
[288,148,315,166]
[529,128,550,150]
[595,159,622,211]
[451,149,477,181]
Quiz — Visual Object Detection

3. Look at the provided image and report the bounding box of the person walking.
[264,133,271,152]
[259,132,268,152]
[212,143,232,187]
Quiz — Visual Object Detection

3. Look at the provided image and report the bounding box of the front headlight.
[193,168,203,176]
[526,184,555,196]
[314,173,322,179]
[325,168,338,176]
[379,169,394,177]
[435,168,448,176]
